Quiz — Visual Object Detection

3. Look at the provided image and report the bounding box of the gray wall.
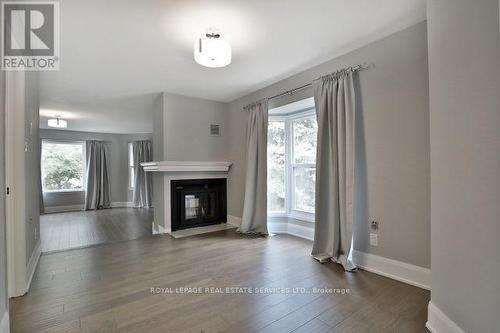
[152,93,165,231]
[40,129,152,207]
[427,0,500,331]
[227,23,430,268]
[163,93,229,161]
[25,72,41,264]
[0,69,7,327]
[151,92,229,232]
[152,93,166,162]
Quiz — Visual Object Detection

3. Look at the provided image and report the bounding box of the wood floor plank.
[258,295,339,333]
[292,318,332,333]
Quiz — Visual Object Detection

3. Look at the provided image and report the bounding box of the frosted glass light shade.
[48,118,67,128]
[194,35,231,68]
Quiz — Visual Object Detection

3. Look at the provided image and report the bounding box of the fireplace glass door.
[184,193,216,220]
[171,178,227,231]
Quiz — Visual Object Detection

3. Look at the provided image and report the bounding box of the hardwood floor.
[11,230,430,332]
[40,208,154,252]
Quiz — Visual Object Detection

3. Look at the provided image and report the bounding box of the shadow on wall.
[353,73,369,252]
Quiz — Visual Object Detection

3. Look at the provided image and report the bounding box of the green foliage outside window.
[42,142,84,191]
[268,121,286,212]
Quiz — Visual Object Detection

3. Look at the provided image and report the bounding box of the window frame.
[41,139,86,193]
[268,108,316,223]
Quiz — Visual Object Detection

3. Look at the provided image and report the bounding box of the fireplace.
[170,178,227,231]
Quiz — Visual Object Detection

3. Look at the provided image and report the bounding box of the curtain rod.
[266,64,368,101]
[41,138,113,144]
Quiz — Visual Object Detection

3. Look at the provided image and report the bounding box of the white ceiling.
[39,0,426,133]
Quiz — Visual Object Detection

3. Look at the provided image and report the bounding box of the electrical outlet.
[370,221,379,231]
[370,233,378,246]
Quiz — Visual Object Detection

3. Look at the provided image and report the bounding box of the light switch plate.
[370,233,378,246]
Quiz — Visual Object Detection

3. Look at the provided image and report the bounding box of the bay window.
[267,109,317,221]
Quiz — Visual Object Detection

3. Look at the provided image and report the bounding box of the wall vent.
[209,123,221,136]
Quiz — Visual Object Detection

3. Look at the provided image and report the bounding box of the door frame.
[5,71,28,298]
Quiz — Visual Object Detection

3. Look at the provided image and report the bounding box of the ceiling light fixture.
[194,32,231,68]
[47,116,67,128]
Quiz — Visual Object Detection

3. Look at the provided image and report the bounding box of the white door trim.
[0,310,9,333]
[5,71,28,297]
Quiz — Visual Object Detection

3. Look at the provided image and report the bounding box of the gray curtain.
[132,140,153,208]
[85,140,111,210]
[311,70,356,271]
[238,100,269,235]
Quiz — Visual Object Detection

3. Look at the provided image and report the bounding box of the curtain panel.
[238,100,269,235]
[85,140,111,210]
[311,70,357,271]
[132,140,153,208]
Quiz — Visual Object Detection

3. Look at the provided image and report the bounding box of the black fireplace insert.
[171,178,227,231]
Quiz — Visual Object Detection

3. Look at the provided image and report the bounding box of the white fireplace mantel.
[142,161,232,235]
[141,161,232,173]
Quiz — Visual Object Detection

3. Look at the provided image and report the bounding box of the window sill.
[43,190,85,194]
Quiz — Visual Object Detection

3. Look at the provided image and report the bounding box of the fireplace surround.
[141,161,232,235]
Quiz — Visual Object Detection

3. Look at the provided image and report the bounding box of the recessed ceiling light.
[47,116,67,128]
[194,32,231,68]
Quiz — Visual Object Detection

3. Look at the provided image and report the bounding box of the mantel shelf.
[140,161,232,173]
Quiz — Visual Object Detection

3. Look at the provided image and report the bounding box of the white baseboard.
[152,222,168,235]
[227,215,242,227]
[268,221,287,234]
[287,222,314,240]
[351,250,431,290]
[110,202,135,208]
[26,239,41,293]
[268,221,314,240]
[0,311,9,333]
[44,204,84,213]
[44,202,138,213]
[426,301,465,333]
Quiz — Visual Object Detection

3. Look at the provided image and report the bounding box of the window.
[267,109,317,221]
[128,143,134,189]
[267,121,286,213]
[41,140,85,192]
[291,117,317,214]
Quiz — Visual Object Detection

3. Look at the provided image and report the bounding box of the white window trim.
[41,139,86,193]
[128,142,135,190]
[269,108,316,223]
